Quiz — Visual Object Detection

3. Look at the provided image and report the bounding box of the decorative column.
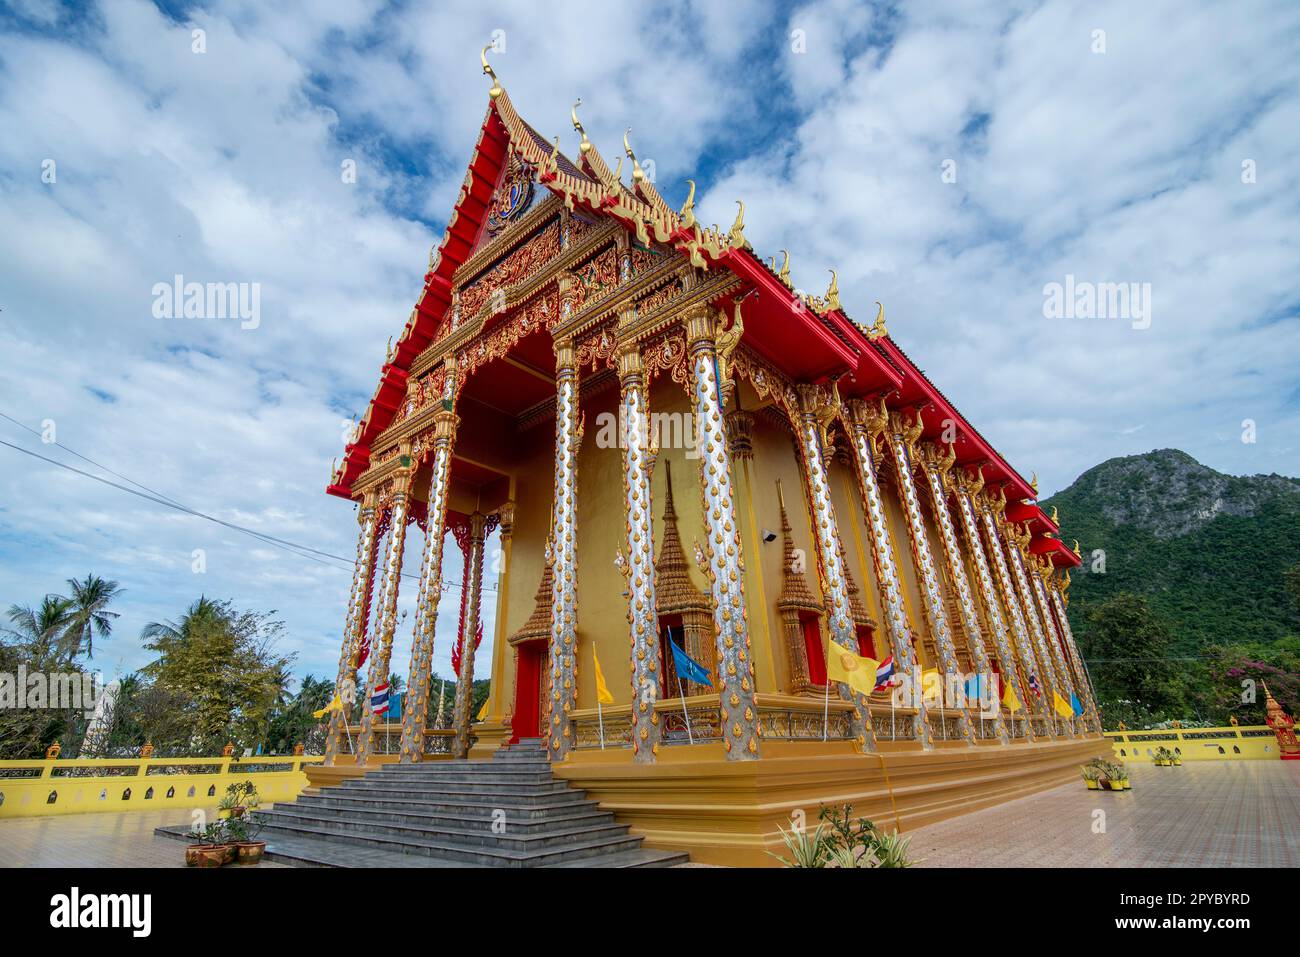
[398,367,459,762]
[977,498,1056,739]
[793,384,874,753]
[487,501,516,719]
[684,304,760,760]
[356,458,414,764]
[324,494,379,765]
[950,471,1035,740]
[841,399,930,747]
[615,343,662,762]
[1049,577,1102,731]
[882,411,974,745]
[1030,557,1085,733]
[452,512,488,759]
[546,338,582,760]
[918,444,1008,744]
[1003,522,1075,738]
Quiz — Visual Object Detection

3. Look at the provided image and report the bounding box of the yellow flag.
[1002,681,1022,714]
[312,695,342,720]
[1053,690,1074,719]
[592,645,614,705]
[476,697,490,721]
[825,641,878,699]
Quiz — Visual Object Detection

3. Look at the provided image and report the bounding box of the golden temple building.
[308,55,1110,865]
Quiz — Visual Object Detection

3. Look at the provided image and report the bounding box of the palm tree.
[59,574,123,663]
[4,596,74,661]
[139,595,224,645]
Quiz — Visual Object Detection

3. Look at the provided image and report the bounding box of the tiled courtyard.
[0,761,1295,867]
[912,760,1300,867]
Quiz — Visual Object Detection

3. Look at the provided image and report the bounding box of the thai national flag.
[370,681,390,716]
[873,656,896,691]
[1027,674,1041,698]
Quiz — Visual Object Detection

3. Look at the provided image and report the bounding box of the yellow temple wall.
[828,458,884,626]
[746,412,825,694]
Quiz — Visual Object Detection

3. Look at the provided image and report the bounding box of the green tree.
[1078,593,1189,728]
[58,574,122,664]
[140,598,294,752]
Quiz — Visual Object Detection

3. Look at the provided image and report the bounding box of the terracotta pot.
[185,844,209,867]
[197,847,226,868]
[236,841,266,866]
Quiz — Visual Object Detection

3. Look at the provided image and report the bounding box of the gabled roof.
[328,63,1059,558]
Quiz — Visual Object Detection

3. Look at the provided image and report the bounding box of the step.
[253,818,644,867]
[256,807,629,852]
[358,769,557,786]
[267,801,615,834]
[298,792,599,818]
[336,781,574,800]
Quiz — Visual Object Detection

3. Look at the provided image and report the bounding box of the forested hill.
[1042,449,1300,654]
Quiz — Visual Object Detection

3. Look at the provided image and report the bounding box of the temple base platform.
[553,733,1112,867]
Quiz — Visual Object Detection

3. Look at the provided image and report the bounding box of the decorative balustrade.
[869,702,920,742]
[925,708,967,743]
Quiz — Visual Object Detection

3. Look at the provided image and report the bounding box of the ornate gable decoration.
[485,153,536,237]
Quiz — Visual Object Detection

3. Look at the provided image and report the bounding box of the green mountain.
[1042,449,1300,654]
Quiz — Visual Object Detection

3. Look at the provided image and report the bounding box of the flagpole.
[677,675,694,745]
[597,699,606,750]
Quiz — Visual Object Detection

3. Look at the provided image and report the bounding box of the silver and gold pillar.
[616,344,663,762]
[950,474,1035,739]
[398,364,459,761]
[356,461,413,764]
[918,445,1008,744]
[883,412,974,744]
[794,384,874,753]
[546,338,582,760]
[1049,578,1101,731]
[1003,525,1075,738]
[684,305,759,760]
[324,493,379,765]
[452,511,488,759]
[841,399,930,748]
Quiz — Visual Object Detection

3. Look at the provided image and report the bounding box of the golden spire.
[775,479,820,609]
[571,98,591,154]
[680,179,697,229]
[1030,471,1039,495]
[866,300,887,339]
[480,45,503,100]
[623,129,645,183]
[825,269,841,311]
[1051,505,1059,524]
[1071,539,1081,558]
[727,200,746,247]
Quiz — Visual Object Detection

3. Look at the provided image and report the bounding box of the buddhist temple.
[307,53,1110,865]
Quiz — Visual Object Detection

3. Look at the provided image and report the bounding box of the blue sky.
[2,0,1298,686]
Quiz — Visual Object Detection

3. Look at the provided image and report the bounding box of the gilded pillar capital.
[616,341,644,382]
[724,408,754,461]
[682,303,716,348]
[554,337,577,372]
[496,500,516,540]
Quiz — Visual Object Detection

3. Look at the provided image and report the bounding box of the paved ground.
[911,760,1300,867]
[1,762,1295,867]
[0,806,288,868]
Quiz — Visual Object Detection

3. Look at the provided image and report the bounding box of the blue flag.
[1070,692,1084,716]
[669,638,713,688]
[387,690,404,720]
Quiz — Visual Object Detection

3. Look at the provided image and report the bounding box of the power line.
[0,420,497,593]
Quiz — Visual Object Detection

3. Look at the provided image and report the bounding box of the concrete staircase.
[231,740,687,868]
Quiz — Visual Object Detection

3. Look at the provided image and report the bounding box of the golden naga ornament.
[480,45,503,99]
[680,179,697,230]
[571,98,591,154]
[727,200,747,248]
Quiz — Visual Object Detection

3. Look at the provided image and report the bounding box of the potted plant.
[225,813,268,865]
[1111,765,1131,790]
[1080,765,1100,789]
[191,821,232,867]
[218,779,261,820]
[185,824,213,867]
[1172,753,1182,766]
[1153,746,1173,766]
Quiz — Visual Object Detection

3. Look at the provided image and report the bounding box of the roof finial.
[545,136,559,177]
[1030,471,1039,495]
[571,98,591,154]
[1051,505,1059,524]
[778,250,791,286]
[727,200,746,247]
[825,269,841,311]
[680,179,697,229]
[480,45,503,100]
[624,128,645,183]
[866,300,887,339]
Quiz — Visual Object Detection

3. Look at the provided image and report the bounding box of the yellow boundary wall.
[0,755,323,819]
[1106,726,1279,762]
